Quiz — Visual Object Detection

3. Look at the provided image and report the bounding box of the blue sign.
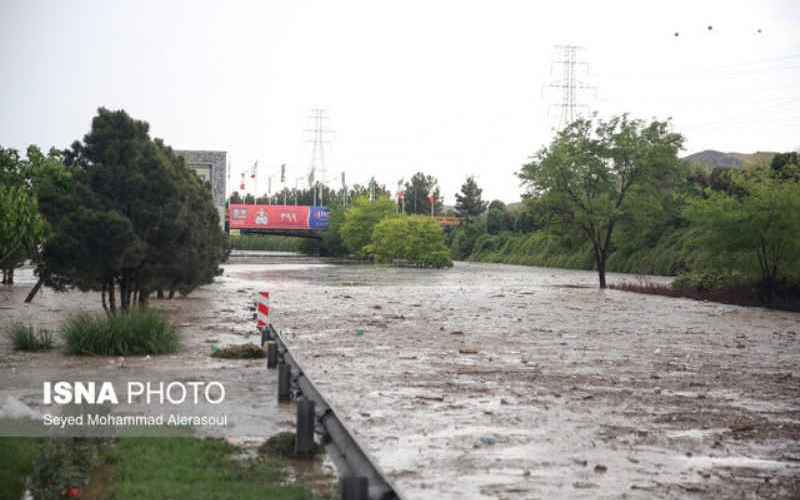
[309,207,329,230]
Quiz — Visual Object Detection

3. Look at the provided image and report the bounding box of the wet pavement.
[2,253,799,498]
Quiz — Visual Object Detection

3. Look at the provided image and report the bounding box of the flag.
[240,172,245,191]
[280,164,286,183]
[250,161,258,179]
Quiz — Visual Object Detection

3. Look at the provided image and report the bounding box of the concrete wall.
[176,150,227,225]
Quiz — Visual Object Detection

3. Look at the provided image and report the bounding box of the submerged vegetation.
[304,194,453,268]
[6,323,54,352]
[229,234,303,252]
[62,309,179,356]
[444,115,800,307]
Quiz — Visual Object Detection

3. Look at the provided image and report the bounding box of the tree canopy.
[454,176,487,219]
[518,115,684,288]
[34,108,227,313]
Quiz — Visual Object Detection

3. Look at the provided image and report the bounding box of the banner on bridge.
[228,204,328,231]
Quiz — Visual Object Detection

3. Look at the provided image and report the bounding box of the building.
[175,150,227,225]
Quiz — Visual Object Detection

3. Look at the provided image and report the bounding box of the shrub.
[210,343,265,359]
[258,432,320,458]
[63,310,179,356]
[368,215,453,268]
[672,270,747,291]
[6,324,54,352]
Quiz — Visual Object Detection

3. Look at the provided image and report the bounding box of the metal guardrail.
[267,325,404,500]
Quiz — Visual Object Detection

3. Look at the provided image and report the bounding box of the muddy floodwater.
[2,253,799,499]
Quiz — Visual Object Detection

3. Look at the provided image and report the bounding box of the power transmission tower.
[547,45,595,129]
[304,108,334,206]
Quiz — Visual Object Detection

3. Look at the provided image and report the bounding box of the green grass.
[0,437,326,500]
[6,323,54,351]
[109,438,317,500]
[0,438,41,500]
[229,234,303,252]
[63,309,179,356]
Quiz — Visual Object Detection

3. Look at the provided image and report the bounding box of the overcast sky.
[2,0,799,204]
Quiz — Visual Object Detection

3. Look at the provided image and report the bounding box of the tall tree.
[0,147,46,284]
[685,170,800,298]
[36,108,226,313]
[518,115,684,288]
[454,176,487,219]
[404,172,443,215]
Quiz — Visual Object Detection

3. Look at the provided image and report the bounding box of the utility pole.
[547,45,595,129]
[294,176,303,206]
[304,108,334,206]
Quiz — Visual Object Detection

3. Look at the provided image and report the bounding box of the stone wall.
[176,150,227,226]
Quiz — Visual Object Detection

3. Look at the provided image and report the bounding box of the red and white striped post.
[256,291,270,344]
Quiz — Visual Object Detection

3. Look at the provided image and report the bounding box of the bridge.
[227,204,328,239]
[227,204,462,239]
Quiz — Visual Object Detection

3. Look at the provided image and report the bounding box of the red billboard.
[228,204,310,230]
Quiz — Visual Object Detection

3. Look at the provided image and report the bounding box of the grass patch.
[109,437,318,499]
[0,438,41,500]
[210,343,265,359]
[63,309,179,356]
[6,323,54,351]
[258,432,321,459]
[0,437,326,500]
[230,234,303,252]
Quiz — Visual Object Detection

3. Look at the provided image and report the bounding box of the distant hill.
[682,150,776,170]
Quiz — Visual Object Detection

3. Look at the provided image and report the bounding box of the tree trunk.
[138,289,149,307]
[108,281,117,315]
[101,283,109,315]
[157,289,164,299]
[120,275,130,313]
[7,268,13,285]
[594,248,607,289]
[168,288,175,299]
[24,277,45,303]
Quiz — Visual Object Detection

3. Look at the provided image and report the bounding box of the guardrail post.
[265,341,278,369]
[278,363,291,402]
[295,399,316,455]
[341,476,369,500]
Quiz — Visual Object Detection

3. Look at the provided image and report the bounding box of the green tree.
[403,172,443,215]
[0,147,47,284]
[367,215,453,268]
[518,115,684,288]
[770,151,800,181]
[37,108,226,313]
[486,200,513,234]
[685,171,800,297]
[228,191,243,204]
[339,195,396,256]
[454,176,487,219]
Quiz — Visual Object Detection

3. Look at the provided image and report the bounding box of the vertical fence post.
[295,399,316,455]
[341,476,369,500]
[278,363,291,402]
[265,341,278,369]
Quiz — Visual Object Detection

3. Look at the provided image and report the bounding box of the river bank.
[2,254,799,499]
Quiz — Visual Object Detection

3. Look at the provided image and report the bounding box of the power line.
[304,108,334,206]
[546,44,595,129]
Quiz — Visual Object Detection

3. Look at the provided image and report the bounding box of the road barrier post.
[341,476,369,500]
[278,363,291,402]
[265,341,278,369]
[295,399,316,455]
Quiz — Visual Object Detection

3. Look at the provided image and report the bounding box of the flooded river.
[2,253,799,498]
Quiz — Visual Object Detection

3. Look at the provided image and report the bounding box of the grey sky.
[2,0,798,204]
